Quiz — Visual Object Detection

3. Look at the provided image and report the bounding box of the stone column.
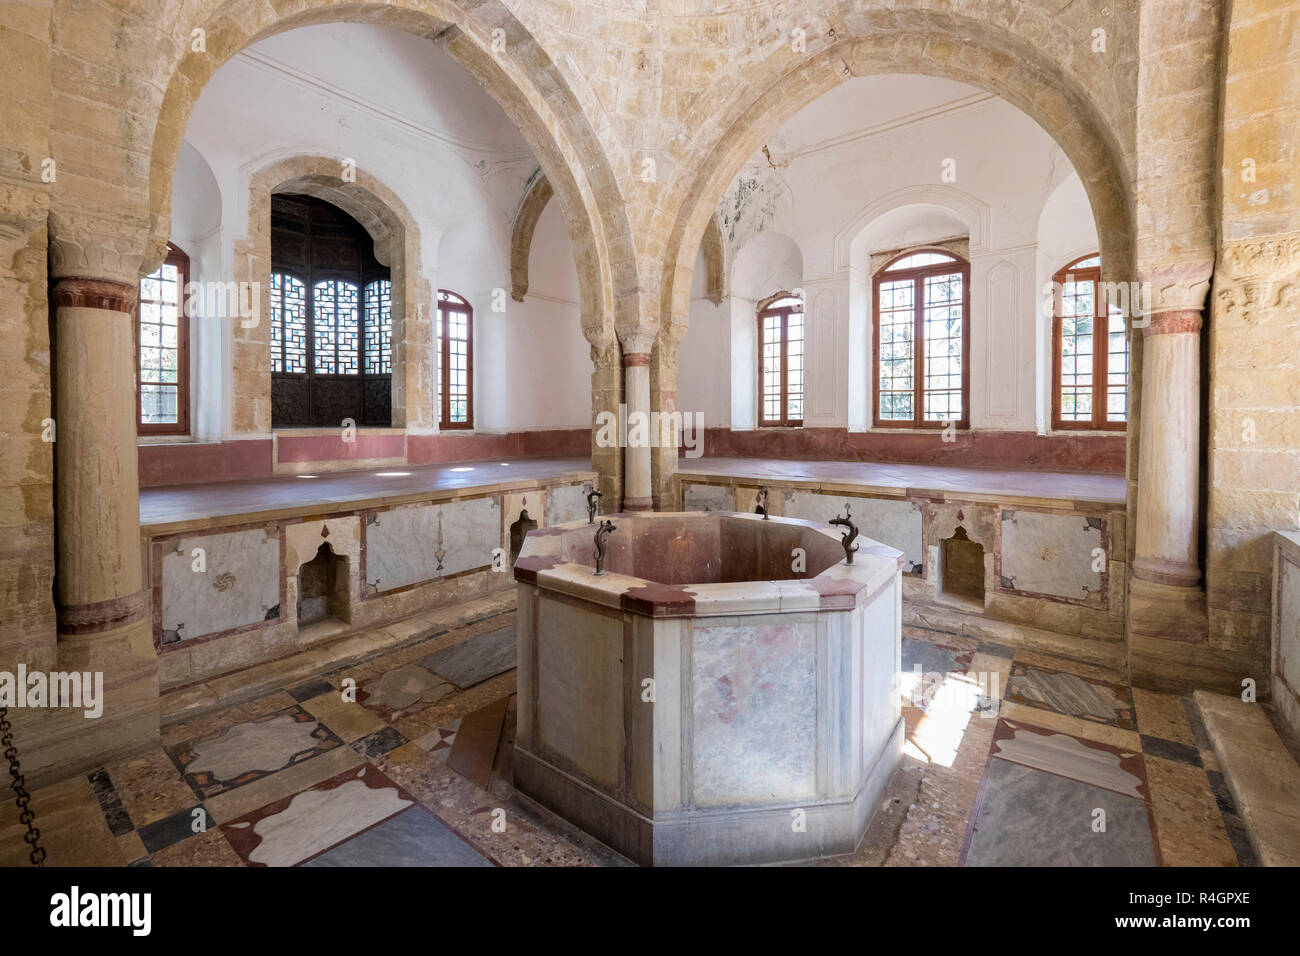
[650,317,689,511]
[1132,309,1203,589]
[588,337,623,510]
[621,331,655,511]
[33,273,160,782]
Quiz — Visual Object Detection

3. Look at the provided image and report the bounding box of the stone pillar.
[32,275,160,782]
[589,337,623,510]
[650,318,688,511]
[1132,309,1203,589]
[621,331,655,511]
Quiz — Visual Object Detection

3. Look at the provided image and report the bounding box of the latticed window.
[270,272,307,373]
[757,293,804,427]
[136,244,190,434]
[438,289,473,429]
[365,279,392,375]
[311,280,360,375]
[269,193,392,427]
[1052,254,1128,430]
[873,249,969,429]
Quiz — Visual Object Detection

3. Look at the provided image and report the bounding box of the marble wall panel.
[1000,509,1104,603]
[535,594,625,788]
[784,491,924,573]
[366,496,501,594]
[683,482,735,512]
[545,482,589,525]
[1277,552,1300,706]
[691,615,818,806]
[161,528,280,643]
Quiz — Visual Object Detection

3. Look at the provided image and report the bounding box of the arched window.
[137,242,190,435]
[757,292,804,427]
[438,290,473,429]
[1052,254,1128,430]
[269,194,391,427]
[873,249,969,428]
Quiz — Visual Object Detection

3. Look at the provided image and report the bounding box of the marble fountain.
[512,510,904,866]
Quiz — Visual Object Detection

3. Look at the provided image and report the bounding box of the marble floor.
[0,612,1254,867]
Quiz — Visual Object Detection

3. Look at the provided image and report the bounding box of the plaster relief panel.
[161,527,280,644]
[783,491,923,573]
[999,509,1105,605]
[365,496,501,594]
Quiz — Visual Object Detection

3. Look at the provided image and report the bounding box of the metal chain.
[0,706,46,866]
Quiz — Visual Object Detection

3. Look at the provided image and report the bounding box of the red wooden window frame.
[136,243,190,436]
[1051,254,1128,431]
[438,289,474,430]
[872,248,970,429]
[756,292,805,427]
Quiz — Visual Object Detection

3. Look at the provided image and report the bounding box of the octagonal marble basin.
[512,511,904,866]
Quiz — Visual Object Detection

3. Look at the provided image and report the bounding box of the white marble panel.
[546,483,589,525]
[1000,509,1103,601]
[1279,556,1300,696]
[784,491,923,573]
[683,483,735,512]
[691,616,818,806]
[366,496,502,593]
[162,528,280,642]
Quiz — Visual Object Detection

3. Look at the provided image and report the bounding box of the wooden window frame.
[438,290,474,430]
[872,248,970,430]
[1051,254,1127,432]
[756,292,805,428]
[136,243,191,436]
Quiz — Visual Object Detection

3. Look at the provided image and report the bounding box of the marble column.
[34,275,160,782]
[621,331,655,511]
[1132,309,1203,588]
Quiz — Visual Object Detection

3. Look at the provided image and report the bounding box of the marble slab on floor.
[419,626,517,689]
[302,806,492,867]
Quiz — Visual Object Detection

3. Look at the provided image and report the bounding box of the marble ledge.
[140,459,597,536]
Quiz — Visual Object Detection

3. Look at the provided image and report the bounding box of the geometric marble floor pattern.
[0,613,1260,868]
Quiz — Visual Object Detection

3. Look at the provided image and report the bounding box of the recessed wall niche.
[939,526,985,608]
[297,542,350,626]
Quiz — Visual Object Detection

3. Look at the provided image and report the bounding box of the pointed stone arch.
[510,173,554,303]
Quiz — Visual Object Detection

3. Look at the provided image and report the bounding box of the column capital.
[1138,262,1213,313]
[48,209,147,285]
[617,328,656,356]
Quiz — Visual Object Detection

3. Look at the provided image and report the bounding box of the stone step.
[1193,690,1300,866]
[904,603,1128,674]
[159,591,517,726]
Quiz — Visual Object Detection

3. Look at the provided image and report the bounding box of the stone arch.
[236,155,432,435]
[700,214,726,306]
[510,172,554,303]
[659,21,1136,340]
[143,0,631,351]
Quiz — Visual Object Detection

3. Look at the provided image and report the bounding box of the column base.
[1127,577,1252,695]
[623,496,653,512]
[11,615,160,788]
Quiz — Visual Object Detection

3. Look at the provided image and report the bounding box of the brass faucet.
[593,519,617,575]
[586,488,603,524]
[829,504,859,565]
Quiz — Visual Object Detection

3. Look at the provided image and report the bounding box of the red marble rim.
[622,352,651,367]
[1142,309,1202,336]
[57,589,149,635]
[52,277,137,313]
